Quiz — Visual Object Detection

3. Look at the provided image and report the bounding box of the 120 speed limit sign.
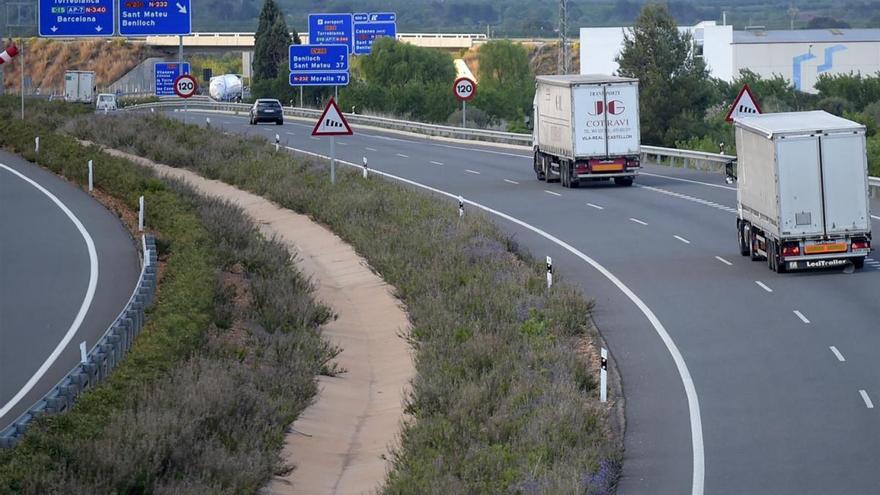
[174,74,198,99]
[453,77,476,101]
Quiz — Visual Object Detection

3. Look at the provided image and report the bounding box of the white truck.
[64,70,96,104]
[533,75,641,187]
[731,111,872,272]
[209,74,243,102]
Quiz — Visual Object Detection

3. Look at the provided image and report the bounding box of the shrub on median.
[66,113,623,494]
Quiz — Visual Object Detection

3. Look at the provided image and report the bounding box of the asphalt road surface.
[170,110,880,495]
[0,151,139,432]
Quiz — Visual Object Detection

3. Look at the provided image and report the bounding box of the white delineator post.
[206,117,211,127]
[79,341,88,364]
[458,196,464,218]
[546,256,553,288]
[362,156,368,179]
[275,133,280,152]
[87,160,93,192]
[34,136,39,153]
[138,195,145,231]
[600,348,608,403]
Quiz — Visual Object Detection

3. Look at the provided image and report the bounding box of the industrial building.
[580,22,880,93]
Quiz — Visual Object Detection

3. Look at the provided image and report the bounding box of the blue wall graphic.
[792,44,847,91]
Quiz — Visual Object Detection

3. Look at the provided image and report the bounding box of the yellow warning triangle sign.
[311,97,353,136]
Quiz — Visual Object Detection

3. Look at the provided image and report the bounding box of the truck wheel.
[534,152,546,181]
[547,162,559,183]
[738,220,750,256]
[614,177,633,187]
[749,230,763,262]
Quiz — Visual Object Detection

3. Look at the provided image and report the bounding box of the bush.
[817,96,853,116]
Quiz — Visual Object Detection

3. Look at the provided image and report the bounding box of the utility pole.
[788,5,799,30]
[557,0,569,75]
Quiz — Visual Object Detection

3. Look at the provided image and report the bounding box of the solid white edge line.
[282,145,705,495]
[587,202,604,210]
[872,215,880,221]
[0,164,99,421]
[793,310,811,324]
[829,346,846,362]
[755,281,773,293]
[366,147,378,152]
[715,256,732,266]
[860,390,874,409]
[640,171,737,191]
[630,217,648,226]
[504,179,520,184]
[674,235,691,244]
[544,190,561,196]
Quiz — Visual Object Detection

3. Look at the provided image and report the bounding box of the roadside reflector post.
[362,156,368,179]
[275,133,280,152]
[600,348,608,403]
[150,107,155,113]
[80,341,88,364]
[87,160,93,192]
[138,195,145,231]
[546,256,553,288]
[206,117,211,127]
[458,196,464,218]
[34,136,39,153]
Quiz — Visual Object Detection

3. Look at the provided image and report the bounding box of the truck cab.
[95,93,117,112]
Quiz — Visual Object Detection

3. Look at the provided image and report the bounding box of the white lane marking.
[396,153,409,158]
[674,235,691,244]
[282,145,705,495]
[310,136,320,141]
[430,161,444,165]
[544,190,561,197]
[715,256,732,266]
[640,171,737,191]
[0,164,99,421]
[793,310,810,324]
[872,215,880,221]
[465,169,481,175]
[630,217,648,226]
[860,390,874,409]
[637,184,737,214]
[337,142,348,146]
[830,346,846,362]
[504,179,520,184]
[366,147,378,152]
[587,202,604,210]
[755,281,773,293]
[361,132,530,158]
[285,132,296,136]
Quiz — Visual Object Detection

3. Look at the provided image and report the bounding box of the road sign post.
[39,0,113,37]
[453,76,477,128]
[312,97,353,185]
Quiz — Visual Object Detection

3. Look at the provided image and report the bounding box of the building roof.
[735,111,865,136]
[733,28,880,44]
[536,74,638,86]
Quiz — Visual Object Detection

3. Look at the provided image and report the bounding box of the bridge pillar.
[242,51,253,79]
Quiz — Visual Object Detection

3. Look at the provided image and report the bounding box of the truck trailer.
[533,75,641,187]
[732,111,872,272]
[64,70,95,104]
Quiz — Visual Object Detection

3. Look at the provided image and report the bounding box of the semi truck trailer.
[533,75,641,187]
[731,111,872,272]
[64,70,95,104]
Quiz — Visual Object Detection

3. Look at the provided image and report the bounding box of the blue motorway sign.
[353,13,397,55]
[289,72,350,87]
[308,13,353,53]
[155,62,190,96]
[39,0,114,37]
[289,44,348,72]
[120,0,192,36]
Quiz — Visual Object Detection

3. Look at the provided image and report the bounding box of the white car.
[96,93,118,112]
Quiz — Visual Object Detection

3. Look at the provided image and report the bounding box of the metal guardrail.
[122,100,880,196]
[0,235,158,448]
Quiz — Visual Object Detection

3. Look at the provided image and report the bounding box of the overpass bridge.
[143,32,487,52]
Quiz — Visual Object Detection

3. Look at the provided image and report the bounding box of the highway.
[0,151,139,432]
[171,110,880,495]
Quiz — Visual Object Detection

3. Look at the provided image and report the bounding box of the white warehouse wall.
[579,27,627,75]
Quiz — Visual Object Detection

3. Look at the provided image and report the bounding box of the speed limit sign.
[174,74,198,98]
[453,77,476,101]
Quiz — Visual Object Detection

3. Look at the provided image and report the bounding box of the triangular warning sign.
[725,84,762,123]
[312,97,353,136]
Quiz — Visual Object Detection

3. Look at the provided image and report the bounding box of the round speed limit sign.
[453,76,477,101]
[174,74,198,99]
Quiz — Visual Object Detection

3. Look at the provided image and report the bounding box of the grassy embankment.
[68,112,623,494]
[0,97,335,493]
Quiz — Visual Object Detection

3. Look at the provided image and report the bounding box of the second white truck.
[533,75,641,187]
[64,70,95,104]
[732,111,872,272]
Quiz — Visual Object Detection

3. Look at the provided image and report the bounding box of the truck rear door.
[820,132,869,234]
[604,82,640,157]
[777,137,825,236]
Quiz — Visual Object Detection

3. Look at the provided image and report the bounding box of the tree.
[253,0,297,83]
[473,40,534,124]
[615,3,716,145]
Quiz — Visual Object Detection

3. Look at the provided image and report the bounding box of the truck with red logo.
[731,111,872,272]
[533,75,641,187]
